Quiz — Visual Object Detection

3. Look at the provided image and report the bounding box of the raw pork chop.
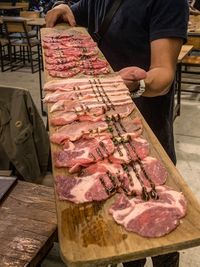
[55,160,128,203]
[109,185,187,237]
[50,104,134,126]
[53,134,115,173]
[43,76,125,91]
[109,136,150,164]
[50,117,143,144]
[50,120,108,144]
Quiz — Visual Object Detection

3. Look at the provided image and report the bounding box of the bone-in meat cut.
[55,160,129,203]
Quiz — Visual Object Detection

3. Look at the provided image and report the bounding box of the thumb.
[63,8,76,26]
[133,69,147,80]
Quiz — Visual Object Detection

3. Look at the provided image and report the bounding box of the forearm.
[143,66,176,97]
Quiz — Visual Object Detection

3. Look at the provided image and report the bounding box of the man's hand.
[45,4,76,28]
[118,67,147,92]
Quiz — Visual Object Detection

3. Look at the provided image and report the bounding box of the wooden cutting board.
[41,26,200,267]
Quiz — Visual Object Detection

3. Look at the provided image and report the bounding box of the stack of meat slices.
[42,30,110,78]
[46,75,187,238]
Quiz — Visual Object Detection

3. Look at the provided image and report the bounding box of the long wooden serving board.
[41,26,200,267]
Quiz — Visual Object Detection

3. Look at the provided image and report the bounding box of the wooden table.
[0,6,24,11]
[41,26,200,267]
[0,16,46,27]
[0,180,57,266]
[27,17,46,28]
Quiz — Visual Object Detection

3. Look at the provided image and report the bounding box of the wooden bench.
[0,180,57,267]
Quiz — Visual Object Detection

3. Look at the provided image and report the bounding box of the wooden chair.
[20,10,40,38]
[3,17,41,73]
[16,2,29,11]
[0,38,11,72]
[180,36,200,93]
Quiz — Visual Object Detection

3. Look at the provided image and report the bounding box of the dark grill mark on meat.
[95,79,115,110]
[109,114,158,200]
[104,114,157,200]
[89,79,111,110]
[129,162,150,201]
[106,171,118,188]
[99,141,109,155]
[99,176,115,195]
[89,152,97,161]
[127,135,158,200]
[96,147,105,160]
[89,80,102,103]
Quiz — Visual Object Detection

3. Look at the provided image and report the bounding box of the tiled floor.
[0,69,199,267]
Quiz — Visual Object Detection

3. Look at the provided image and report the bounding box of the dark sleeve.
[149,0,189,43]
[70,0,89,27]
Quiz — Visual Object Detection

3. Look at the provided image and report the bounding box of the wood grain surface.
[0,181,57,267]
[41,26,200,267]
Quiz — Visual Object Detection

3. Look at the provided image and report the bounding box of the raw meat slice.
[49,98,133,113]
[55,160,127,203]
[50,104,134,126]
[50,120,108,144]
[109,136,150,164]
[82,66,110,75]
[49,68,81,78]
[50,117,143,144]
[45,47,99,58]
[43,40,97,49]
[44,86,130,103]
[53,134,115,173]
[45,55,81,65]
[43,76,124,91]
[109,185,187,237]
[45,58,108,72]
[50,111,78,126]
[139,156,168,186]
[45,62,77,71]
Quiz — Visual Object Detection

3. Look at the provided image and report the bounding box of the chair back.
[16,2,29,11]
[186,36,200,51]
[20,11,40,18]
[3,18,33,48]
[0,2,12,7]
[3,18,28,34]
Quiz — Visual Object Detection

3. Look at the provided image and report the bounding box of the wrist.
[131,79,146,98]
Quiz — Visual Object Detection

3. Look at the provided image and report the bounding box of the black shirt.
[71,0,189,163]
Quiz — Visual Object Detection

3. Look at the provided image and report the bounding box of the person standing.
[45,1,189,266]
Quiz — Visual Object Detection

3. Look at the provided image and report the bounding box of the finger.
[45,12,58,27]
[63,12,76,26]
[119,67,147,81]
[133,69,147,80]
